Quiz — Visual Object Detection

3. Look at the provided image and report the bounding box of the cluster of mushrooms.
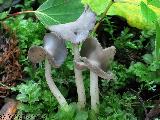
[28,7,116,113]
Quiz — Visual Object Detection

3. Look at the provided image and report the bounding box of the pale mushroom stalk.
[80,37,116,113]
[73,44,86,109]
[28,33,68,107]
[45,59,68,107]
[90,71,99,113]
[88,60,101,113]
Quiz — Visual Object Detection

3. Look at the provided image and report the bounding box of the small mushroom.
[80,37,116,79]
[48,7,96,44]
[28,33,68,107]
[28,33,67,68]
[79,37,116,113]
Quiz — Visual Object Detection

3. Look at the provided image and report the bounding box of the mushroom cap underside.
[28,33,67,68]
[80,57,114,80]
[80,37,116,71]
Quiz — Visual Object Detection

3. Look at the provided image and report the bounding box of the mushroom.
[78,37,116,113]
[48,6,96,44]
[48,7,96,109]
[28,33,68,107]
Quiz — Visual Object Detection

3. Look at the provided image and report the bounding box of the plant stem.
[73,44,86,109]
[90,71,99,113]
[92,0,114,33]
[45,59,68,107]
[0,10,35,21]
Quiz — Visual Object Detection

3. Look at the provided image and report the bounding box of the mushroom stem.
[45,59,68,107]
[90,71,99,113]
[73,44,86,109]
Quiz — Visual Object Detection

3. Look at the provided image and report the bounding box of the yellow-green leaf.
[108,0,160,29]
[82,0,160,29]
[81,0,110,15]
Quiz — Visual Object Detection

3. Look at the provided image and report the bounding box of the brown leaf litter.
[0,22,22,98]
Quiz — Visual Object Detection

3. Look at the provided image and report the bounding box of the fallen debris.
[0,98,18,120]
[0,22,22,97]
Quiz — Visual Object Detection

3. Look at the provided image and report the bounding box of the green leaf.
[147,0,160,8]
[140,1,157,23]
[66,61,74,70]
[0,0,3,4]
[35,0,84,26]
[142,54,153,64]
[128,62,150,80]
[16,81,42,103]
[155,21,160,59]
[17,94,28,102]
[149,60,160,71]
[54,104,76,120]
[81,0,110,15]
[88,110,97,120]
[75,111,88,120]
[0,11,8,20]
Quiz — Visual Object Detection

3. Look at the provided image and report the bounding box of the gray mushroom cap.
[28,46,46,63]
[48,7,96,43]
[78,37,116,79]
[28,33,67,68]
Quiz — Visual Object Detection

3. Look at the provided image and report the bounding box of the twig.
[0,10,35,21]
[92,0,114,33]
